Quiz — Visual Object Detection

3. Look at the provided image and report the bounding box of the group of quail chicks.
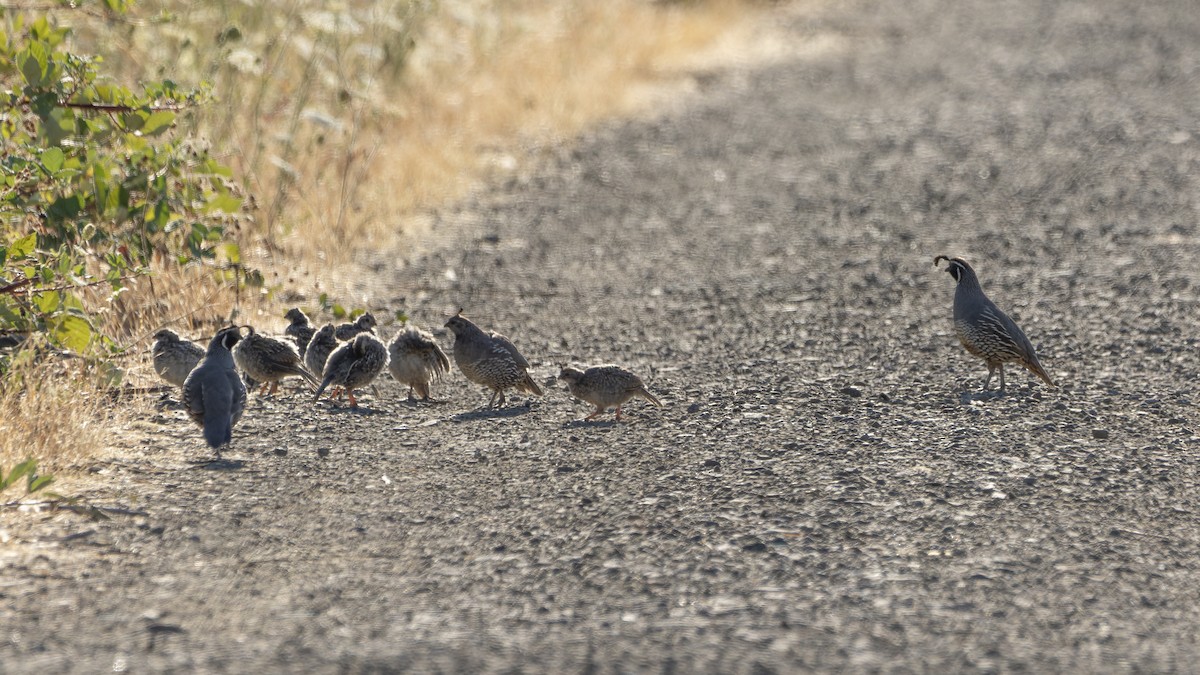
[152,308,663,455]
[153,254,1055,455]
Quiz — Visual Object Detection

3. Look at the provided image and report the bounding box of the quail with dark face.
[182,326,248,453]
[151,328,206,388]
[284,308,316,358]
[444,310,542,408]
[934,255,1055,392]
[388,324,451,402]
[558,364,662,421]
[232,326,320,395]
[334,312,377,341]
[314,332,390,407]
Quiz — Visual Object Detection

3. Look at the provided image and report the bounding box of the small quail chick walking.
[335,312,377,341]
[304,323,339,380]
[558,365,662,421]
[151,329,205,388]
[232,326,320,395]
[314,333,390,407]
[934,255,1055,392]
[388,325,450,402]
[182,326,247,454]
[444,310,542,408]
[284,308,316,358]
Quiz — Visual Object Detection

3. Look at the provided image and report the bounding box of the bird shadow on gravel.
[450,405,537,422]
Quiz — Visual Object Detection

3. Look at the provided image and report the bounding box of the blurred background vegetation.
[0,0,752,471]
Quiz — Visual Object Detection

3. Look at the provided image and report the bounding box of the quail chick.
[303,323,339,380]
[232,326,320,395]
[284,308,316,358]
[559,365,662,421]
[335,312,377,341]
[387,325,451,402]
[151,328,206,387]
[182,326,247,453]
[314,332,390,407]
[444,310,542,408]
[934,255,1055,392]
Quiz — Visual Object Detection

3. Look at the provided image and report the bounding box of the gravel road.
[5,0,1200,671]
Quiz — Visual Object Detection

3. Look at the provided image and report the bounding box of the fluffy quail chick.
[182,327,247,454]
[934,255,1055,392]
[151,328,205,387]
[559,365,662,421]
[388,325,451,402]
[444,311,542,408]
[304,323,339,380]
[284,308,316,358]
[334,312,377,341]
[314,332,389,407]
[232,326,320,395]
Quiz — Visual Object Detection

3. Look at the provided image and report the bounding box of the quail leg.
[998,364,1006,393]
[585,406,605,420]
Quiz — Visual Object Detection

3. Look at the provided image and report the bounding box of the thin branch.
[59,100,187,113]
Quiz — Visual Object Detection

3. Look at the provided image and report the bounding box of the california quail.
[444,310,542,408]
[558,364,662,421]
[303,323,339,380]
[314,332,390,407]
[284,308,316,358]
[335,312,377,341]
[232,326,320,395]
[388,324,451,402]
[151,328,206,388]
[934,255,1055,392]
[181,326,247,453]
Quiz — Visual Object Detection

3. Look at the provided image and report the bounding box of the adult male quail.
[388,324,451,402]
[444,310,542,408]
[314,332,390,407]
[934,255,1055,392]
[151,328,205,387]
[182,326,247,453]
[558,364,662,421]
[232,326,320,395]
[284,308,316,358]
[334,312,377,341]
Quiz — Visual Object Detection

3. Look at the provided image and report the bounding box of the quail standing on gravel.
[934,255,1056,392]
[388,325,451,402]
[314,332,390,407]
[558,364,662,421]
[284,308,316,358]
[232,326,320,395]
[444,310,542,408]
[151,329,206,388]
[304,323,339,380]
[334,312,377,341]
[182,326,247,453]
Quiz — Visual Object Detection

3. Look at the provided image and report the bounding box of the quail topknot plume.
[558,364,662,421]
[444,310,542,408]
[314,332,390,407]
[934,255,1055,392]
[232,326,320,395]
[182,326,248,453]
[151,328,206,388]
[388,324,451,402]
[335,312,377,341]
[284,308,316,358]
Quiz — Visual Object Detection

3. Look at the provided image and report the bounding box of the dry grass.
[3,0,765,482]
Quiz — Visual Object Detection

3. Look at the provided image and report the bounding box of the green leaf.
[18,42,48,87]
[51,314,93,352]
[1,458,37,492]
[28,474,54,494]
[34,291,61,314]
[41,147,65,174]
[9,233,36,259]
[140,110,175,135]
[221,242,241,265]
[206,193,242,214]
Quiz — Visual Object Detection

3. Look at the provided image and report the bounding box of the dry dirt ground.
[5,0,1200,671]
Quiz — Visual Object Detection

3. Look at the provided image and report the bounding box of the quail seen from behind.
[151,328,206,388]
[232,326,320,395]
[388,325,451,402]
[182,326,248,453]
[335,312,377,341]
[284,308,316,358]
[934,255,1055,392]
[314,332,390,407]
[304,323,339,381]
[444,310,542,408]
[559,364,662,421]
